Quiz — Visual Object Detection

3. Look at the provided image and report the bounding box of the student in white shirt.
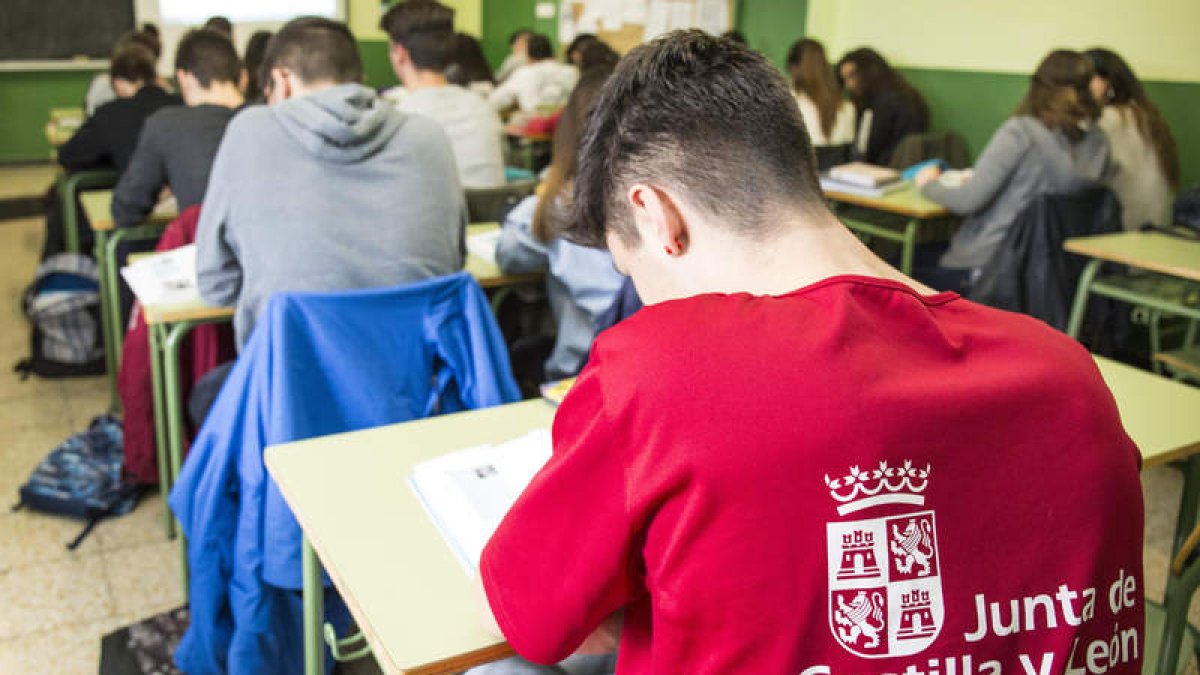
[495,29,532,84]
[786,39,855,146]
[381,0,505,189]
[1085,48,1180,230]
[489,34,579,114]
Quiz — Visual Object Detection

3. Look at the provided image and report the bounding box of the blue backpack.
[14,415,142,549]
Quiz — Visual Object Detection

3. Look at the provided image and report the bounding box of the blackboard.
[0,0,135,61]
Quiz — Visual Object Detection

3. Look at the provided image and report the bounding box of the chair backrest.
[888,131,971,170]
[969,186,1122,330]
[813,143,853,172]
[465,180,538,223]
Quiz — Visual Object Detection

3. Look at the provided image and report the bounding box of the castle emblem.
[825,461,943,657]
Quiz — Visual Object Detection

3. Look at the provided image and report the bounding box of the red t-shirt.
[481,276,1144,674]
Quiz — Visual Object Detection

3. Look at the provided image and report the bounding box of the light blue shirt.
[496,195,624,379]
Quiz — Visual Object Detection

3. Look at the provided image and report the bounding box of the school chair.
[58,169,117,254]
[888,131,971,171]
[814,143,853,172]
[1146,522,1200,675]
[465,179,539,223]
[168,273,521,675]
[969,187,1121,332]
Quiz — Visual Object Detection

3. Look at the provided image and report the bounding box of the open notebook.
[409,429,552,576]
[120,244,202,307]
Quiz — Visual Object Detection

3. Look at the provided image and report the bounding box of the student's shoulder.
[222,105,275,137]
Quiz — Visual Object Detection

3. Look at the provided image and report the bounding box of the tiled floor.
[0,165,1194,672]
[0,171,182,674]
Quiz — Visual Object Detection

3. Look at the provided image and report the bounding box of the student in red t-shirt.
[479,31,1144,675]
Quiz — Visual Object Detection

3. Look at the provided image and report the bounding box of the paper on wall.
[666,1,694,32]
[643,0,671,38]
[621,0,648,25]
[695,0,729,34]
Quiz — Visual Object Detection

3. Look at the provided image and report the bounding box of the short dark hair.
[204,16,234,38]
[118,29,161,60]
[175,29,240,87]
[380,0,456,71]
[570,30,823,248]
[526,34,554,60]
[262,17,363,85]
[243,30,274,103]
[110,42,157,84]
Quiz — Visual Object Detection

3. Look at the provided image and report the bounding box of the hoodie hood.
[271,83,405,163]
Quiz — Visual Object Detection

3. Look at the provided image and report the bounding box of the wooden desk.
[265,357,1200,675]
[267,401,553,674]
[824,184,952,275]
[1064,232,1200,341]
[465,223,544,289]
[46,107,83,149]
[81,189,179,410]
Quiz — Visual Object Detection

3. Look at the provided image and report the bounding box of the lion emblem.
[890,518,934,576]
[834,590,885,648]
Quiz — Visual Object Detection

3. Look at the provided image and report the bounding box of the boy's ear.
[626,184,690,256]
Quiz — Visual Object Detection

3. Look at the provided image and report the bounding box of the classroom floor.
[0,163,1194,672]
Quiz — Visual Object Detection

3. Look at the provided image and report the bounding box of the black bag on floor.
[12,415,142,549]
[98,605,189,675]
[13,253,106,379]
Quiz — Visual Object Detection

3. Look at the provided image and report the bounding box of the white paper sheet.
[666,0,695,31]
[120,244,202,307]
[466,229,501,267]
[644,0,671,38]
[695,0,729,34]
[621,0,648,25]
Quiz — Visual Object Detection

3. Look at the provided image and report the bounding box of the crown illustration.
[825,460,930,516]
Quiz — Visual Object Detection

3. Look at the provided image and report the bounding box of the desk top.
[1065,232,1200,283]
[266,400,555,674]
[80,190,178,232]
[263,356,1200,673]
[141,223,539,325]
[824,184,950,219]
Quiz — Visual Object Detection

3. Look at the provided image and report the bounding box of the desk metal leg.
[163,320,202,598]
[304,536,326,675]
[1174,456,1200,557]
[148,324,174,539]
[1066,259,1102,339]
[93,229,118,410]
[900,219,918,276]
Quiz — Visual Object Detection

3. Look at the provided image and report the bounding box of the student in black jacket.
[836,48,929,166]
[112,29,244,228]
[57,42,181,175]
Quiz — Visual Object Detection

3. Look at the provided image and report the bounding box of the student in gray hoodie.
[196,17,467,348]
[914,50,1109,291]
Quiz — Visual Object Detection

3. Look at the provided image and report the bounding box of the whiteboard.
[558,0,736,55]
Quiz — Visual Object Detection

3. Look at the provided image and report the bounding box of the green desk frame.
[58,170,117,255]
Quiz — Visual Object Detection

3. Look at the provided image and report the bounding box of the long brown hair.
[835,48,929,128]
[786,39,842,140]
[532,64,615,241]
[1015,50,1100,143]
[1086,48,1181,189]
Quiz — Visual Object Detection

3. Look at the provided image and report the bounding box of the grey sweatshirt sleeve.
[496,195,550,274]
[194,129,242,307]
[921,118,1030,215]
[111,117,167,228]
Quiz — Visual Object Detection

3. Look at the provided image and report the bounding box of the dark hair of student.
[140,22,160,39]
[243,30,274,103]
[110,42,158,84]
[118,29,162,60]
[565,33,597,64]
[526,34,554,61]
[1085,48,1181,189]
[509,29,534,46]
[786,39,842,140]
[1014,50,1100,143]
[720,30,746,45]
[570,30,823,248]
[175,29,240,87]
[262,17,363,86]
[836,47,928,126]
[380,0,456,71]
[532,64,616,242]
[204,16,234,39]
[445,33,494,86]
[577,40,619,70]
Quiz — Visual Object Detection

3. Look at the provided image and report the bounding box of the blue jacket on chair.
[169,273,520,674]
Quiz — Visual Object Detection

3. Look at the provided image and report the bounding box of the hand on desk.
[914,165,942,188]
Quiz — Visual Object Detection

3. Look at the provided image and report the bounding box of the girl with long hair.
[786,39,855,146]
[836,47,929,164]
[1086,48,1180,230]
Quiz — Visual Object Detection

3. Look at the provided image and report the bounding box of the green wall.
[737,0,807,69]
[0,69,100,163]
[902,68,1200,189]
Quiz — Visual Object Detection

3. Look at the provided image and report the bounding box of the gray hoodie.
[196,83,467,346]
[922,115,1109,270]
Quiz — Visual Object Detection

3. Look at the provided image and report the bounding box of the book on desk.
[120,244,202,307]
[409,429,552,575]
[821,162,906,198]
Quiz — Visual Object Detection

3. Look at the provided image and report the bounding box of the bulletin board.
[558,0,737,55]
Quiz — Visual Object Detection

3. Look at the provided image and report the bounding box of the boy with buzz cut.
[381,0,505,189]
[195,17,466,350]
[479,31,1144,674]
[112,28,244,228]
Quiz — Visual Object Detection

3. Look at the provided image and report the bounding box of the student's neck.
[668,211,933,300]
[404,69,449,91]
[188,82,245,109]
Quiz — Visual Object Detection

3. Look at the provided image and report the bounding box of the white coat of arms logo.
[824,461,943,658]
